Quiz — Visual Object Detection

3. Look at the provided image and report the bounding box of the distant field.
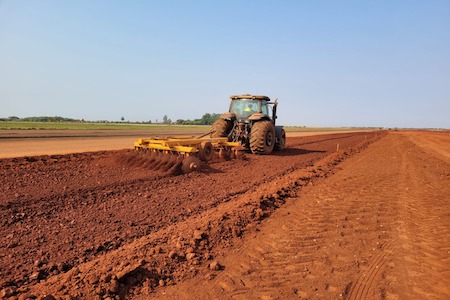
[0,121,370,132]
[0,122,209,131]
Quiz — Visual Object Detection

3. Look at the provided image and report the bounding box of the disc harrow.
[134,136,241,174]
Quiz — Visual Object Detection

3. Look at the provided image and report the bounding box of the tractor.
[210,94,286,154]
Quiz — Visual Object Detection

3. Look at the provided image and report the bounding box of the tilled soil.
[2,131,448,299]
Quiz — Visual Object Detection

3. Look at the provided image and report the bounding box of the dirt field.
[0,130,449,299]
[0,129,205,159]
[0,129,367,159]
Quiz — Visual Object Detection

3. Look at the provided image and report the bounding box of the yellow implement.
[134,136,242,173]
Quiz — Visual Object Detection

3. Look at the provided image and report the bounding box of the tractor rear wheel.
[274,128,286,151]
[250,120,275,154]
[211,119,231,138]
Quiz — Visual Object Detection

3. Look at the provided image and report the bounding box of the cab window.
[261,102,269,115]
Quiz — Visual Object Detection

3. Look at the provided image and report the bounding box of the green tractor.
[210,94,286,154]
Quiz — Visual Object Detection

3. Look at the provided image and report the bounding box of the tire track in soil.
[380,133,450,299]
[150,132,450,300]
[335,133,450,300]
[346,241,394,300]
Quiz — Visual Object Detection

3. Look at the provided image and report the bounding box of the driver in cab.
[243,103,256,116]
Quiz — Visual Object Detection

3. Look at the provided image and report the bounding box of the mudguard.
[220,112,236,120]
[275,125,284,139]
[248,113,270,122]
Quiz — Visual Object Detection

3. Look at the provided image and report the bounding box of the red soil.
[1,131,449,300]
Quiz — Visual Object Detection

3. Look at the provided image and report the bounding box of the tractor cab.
[230,99,257,117]
[228,95,277,124]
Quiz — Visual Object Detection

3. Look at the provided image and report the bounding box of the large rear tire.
[210,119,231,138]
[274,128,286,151]
[250,121,275,154]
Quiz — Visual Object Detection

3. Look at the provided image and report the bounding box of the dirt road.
[0,129,205,159]
[1,131,449,299]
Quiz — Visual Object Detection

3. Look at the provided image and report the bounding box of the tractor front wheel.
[250,121,275,154]
[274,128,286,151]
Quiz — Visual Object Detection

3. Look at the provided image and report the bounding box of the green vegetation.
[0,113,221,129]
[1,116,78,122]
[0,121,210,131]
[175,113,221,125]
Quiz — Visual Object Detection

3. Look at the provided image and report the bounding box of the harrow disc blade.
[181,156,201,174]
[219,148,232,160]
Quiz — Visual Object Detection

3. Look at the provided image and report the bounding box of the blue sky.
[1,1,449,128]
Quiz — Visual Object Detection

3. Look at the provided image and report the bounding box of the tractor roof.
[230,94,270,101]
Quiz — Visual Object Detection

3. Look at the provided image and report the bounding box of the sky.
[0,1,449,128]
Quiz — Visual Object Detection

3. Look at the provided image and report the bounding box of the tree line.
[177,113,221,125]
[1,113,221,125]
[0,116,78,122]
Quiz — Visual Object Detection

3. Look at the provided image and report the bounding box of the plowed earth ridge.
[1,132,383,298]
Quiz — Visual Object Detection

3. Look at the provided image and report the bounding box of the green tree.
[200,113,220,125]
